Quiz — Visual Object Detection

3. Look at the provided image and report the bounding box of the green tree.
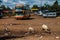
[7,6,11,10]
[41,0,60,11]
[41,4,51,10]
[32,4,39,9]
[41,6,45,10]
[52,0,59,11]
[1,5,11,10]
[1,5,6,10]
[25,4,30,10]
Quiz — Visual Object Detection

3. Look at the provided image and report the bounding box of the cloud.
[18,1,26,4]
[13,2,16,4]
[2,0,60,8]
[3,0,8,2]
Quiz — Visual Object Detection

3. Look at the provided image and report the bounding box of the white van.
[43,11,57,18]
[38,11,43,16]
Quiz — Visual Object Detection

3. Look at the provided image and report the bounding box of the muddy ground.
[0,15,60,40]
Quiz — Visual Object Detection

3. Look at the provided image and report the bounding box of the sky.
[1,0,60,9]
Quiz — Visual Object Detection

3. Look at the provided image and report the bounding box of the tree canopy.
[32,4,39,9]
[40,0,60,11]
[52,0,59,11]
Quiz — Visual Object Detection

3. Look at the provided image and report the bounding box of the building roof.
[31,9,39,10]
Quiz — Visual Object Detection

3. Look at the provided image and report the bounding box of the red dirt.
[0,15,60,40]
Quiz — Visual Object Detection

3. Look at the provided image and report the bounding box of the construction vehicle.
[14,4,31,19]
[0,5,3,18]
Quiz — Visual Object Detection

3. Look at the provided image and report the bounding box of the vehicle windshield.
[42,10,56,13]
[15,12,24,16]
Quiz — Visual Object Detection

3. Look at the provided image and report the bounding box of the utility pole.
[40,0,42,11]
[41,0,42,7]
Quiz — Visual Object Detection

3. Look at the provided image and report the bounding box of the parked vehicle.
[0,5,3,18]
[42,10,57,18]
[37,10,43,16]
[15,11,31,19]
[14,5,31,19]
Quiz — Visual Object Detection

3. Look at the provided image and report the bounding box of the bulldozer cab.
[14,4,31,19]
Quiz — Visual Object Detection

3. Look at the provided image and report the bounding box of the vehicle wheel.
[0,17,2,19]
[44,17,47,18]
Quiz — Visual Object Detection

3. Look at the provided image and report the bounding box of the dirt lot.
[0,15,60,40]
